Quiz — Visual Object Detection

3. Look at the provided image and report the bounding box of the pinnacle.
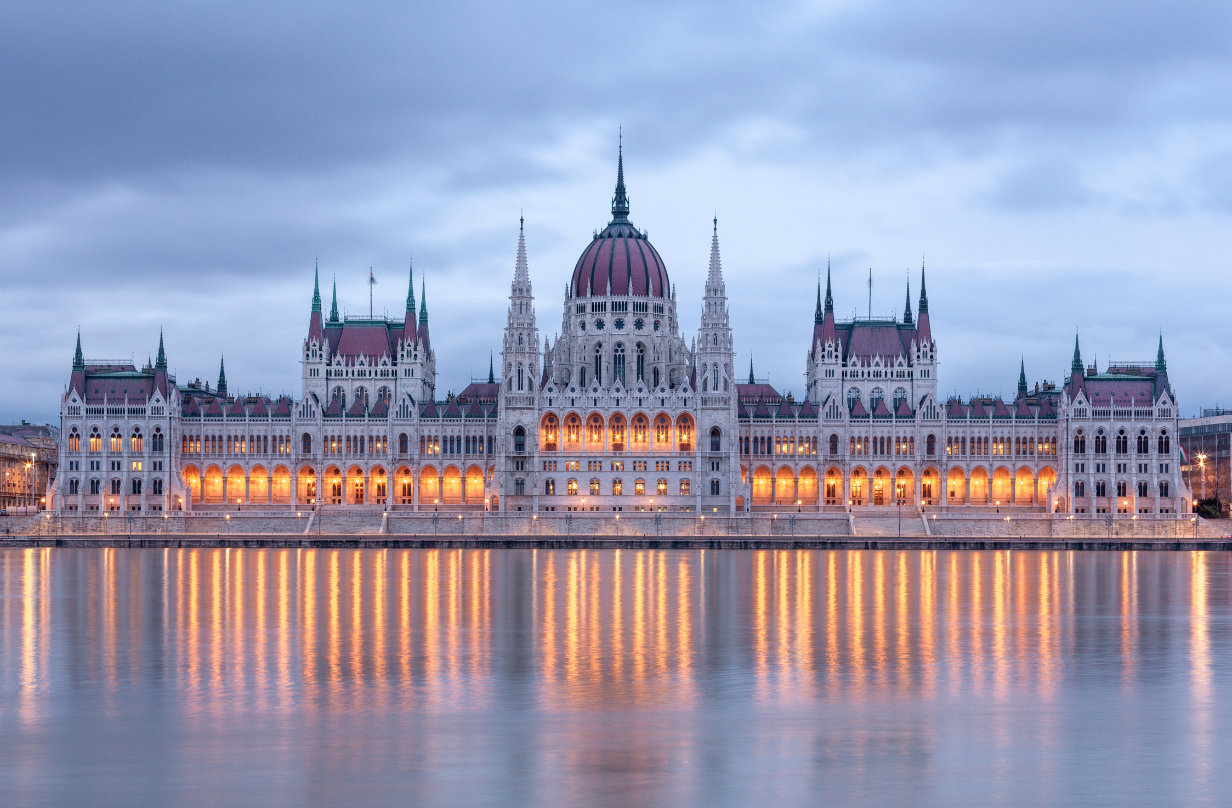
[406,258,416,314]
[611,133,630,222]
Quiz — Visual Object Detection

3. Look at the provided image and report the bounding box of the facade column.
[914,473,922,509]
[266,473,272,505]
[221,472,228,509]
[290,466,298,509]
[965,472,972,507]
[244,472,250,506]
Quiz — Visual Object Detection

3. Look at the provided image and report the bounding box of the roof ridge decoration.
[611,130,629,222]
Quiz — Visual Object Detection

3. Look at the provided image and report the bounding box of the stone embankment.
[1,510,1227,550]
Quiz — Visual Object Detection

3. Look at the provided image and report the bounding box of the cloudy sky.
[3,0,1231,422]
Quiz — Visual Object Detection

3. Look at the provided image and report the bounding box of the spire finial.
[217,355,228,397]
[903,273,913,325]
[406,258,416,315]
[73,329,84,371]
[825,259,833,313]
[312,258,322,312]
[330,275,339,322]
[611,131,630,221]
[156,329,167,370]
[1071,331,1083,373]
[748,356,755,385]
[488,352,495,384]
[1156,332,1167,373]
[1018,356,1028,399]
[918,257,929,313]
[814,279,823,324]
[419,279,428,325]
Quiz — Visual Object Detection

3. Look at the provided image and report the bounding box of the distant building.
[51,147,1193,515]
[0,422,58,509]
[1179,408,1232,514]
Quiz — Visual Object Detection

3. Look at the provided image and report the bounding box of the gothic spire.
[406,259,416,314]
[1071,331,1083,373]
[1156,333,1167,373]
[918,258,929,313]
[73,330,84,371]
[748,356,755,385]
[611,131,629,222]
[1017,357,1028,399]
[514,214,530,287]
[217,356,228,397]
[488,353,495,384]
[706,216,723,288]
[312,258,322,313]
[330,276,339,322]
[155,329,167,370]
[814,280,823,324]
[824,260,834,313]
[419,280,428,325]
[903,276,913,325]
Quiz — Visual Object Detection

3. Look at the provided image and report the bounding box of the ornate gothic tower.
[396,262,435,403]
[302,262,328,401]
[498,217,541,511]
[696,217,738,509]
[806,263,842,405]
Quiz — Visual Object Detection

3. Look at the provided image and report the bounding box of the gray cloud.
[2,0,1232,421]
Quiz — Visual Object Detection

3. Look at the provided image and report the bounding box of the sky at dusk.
[3,0,1231,422]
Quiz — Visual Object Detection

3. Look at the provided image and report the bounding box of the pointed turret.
[307,261,325,345]
[903,277,913,325]
[217,356,228,398]
[312,259,322,312]
[514,214,531,289]
[1156,333,1167,373]
[915,259,931,347]
[488,353,495,384]
[814,282,823,325]
[329,277,339,323]
[155,329,167,370]
[813,261,837,355]
[1071,332,1083,373]
[73,330,84,371]
[748,357,755,385]
[403,259,417,348]
[1017,357,1027,400]
[418,280,428,325]
[611,133,630,222]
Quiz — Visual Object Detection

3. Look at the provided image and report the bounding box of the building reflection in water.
[0,548,1230,807]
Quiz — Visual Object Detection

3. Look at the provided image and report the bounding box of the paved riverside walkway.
[3,533,1231,551]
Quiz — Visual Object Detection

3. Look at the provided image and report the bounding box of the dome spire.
[611,129,629,222]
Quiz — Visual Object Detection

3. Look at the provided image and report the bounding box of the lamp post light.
[1196,453,1207,502]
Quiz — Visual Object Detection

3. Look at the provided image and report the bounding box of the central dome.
[569,147,670,299]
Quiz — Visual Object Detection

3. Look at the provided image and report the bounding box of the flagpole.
[370,268,374,319]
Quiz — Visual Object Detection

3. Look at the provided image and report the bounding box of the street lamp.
[1196,453,1207,501]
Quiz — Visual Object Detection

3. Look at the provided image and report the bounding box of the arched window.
[710,427,721,452]
[1115,429,1128,454]
[68,428,81,452]
[69,479,79,494]
[636,345,645,381]
[1075,480,1086,497]
[544,478,555,495]
[567,478,578,496]
[869,388,884,410]
[612,478,623,495]
[632,414,648,445]
[1094,429,1107,454]
[893,387,907,408]
[517,364,524,391]
[513,426,526,453]
[1073,430,1086,454]
[90,479,101,495]
[614,344,626,386]
[565,414,581,444]
[110,427,122,452]
[590,478,600,495]
[1158,430,1170,455]
[847,389,860,411]
[1137,429,1149,454]
[131,478,142,495]
[89,428,101,453]
[542,414,559,451]
[153,478,163,495]
[580,366,588,387]
[710,478,720,495]
[926,434,936,456]
[399,433,408,454]
[712,365,719,391]
[679,479,690,495]
[1160,480,1170,497]
[302,433,313,454]
[657,478,668,495]
[829,434,839,455]
[652,367,660,388]
[654,415,670,445]
[152,427,163,452]
[594,344,603,387]
[515,478,525,495]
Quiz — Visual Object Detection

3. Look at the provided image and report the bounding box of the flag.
[369,269,377,285]
[1179,445,1189,463]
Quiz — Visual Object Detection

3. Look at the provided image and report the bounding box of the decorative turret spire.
[1071,331,1083,373]
[488,353,495,384]
[312,258,322,312]
[73,330,84,371]
[155,329,167,370]
[825,261,834,313]
[918,258,928,313]
[514,214,531,287]
[406,259,416,314]
[748,357,755,385]
[217,356,228,397]
[1156,333,1167,373]
[903,276,913,325]
[611,131,629,222]
[330,276,339,322]
[1018,357,1028,399]
[419,280,428,325]
[814,281,823,325]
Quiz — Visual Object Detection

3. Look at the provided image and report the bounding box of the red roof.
[571,221,670,299]
[333,324,395,361]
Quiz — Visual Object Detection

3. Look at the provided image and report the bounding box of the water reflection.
[0,549,1229,807]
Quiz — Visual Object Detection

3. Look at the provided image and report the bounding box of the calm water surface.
[1,548,1229,807]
